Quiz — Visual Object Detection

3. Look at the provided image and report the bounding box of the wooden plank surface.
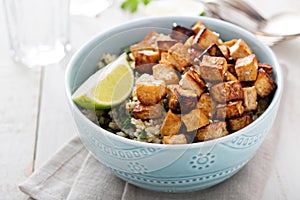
[263,39,300,200]
[33,16,108,169]
[0,3,42,199]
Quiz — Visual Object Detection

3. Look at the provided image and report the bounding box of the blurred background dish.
[70,0,114,17]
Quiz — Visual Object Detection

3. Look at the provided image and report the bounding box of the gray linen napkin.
[19,112,282,200]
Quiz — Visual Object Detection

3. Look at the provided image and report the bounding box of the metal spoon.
[201,0,300,46]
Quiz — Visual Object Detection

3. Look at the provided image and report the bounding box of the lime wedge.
[72,53,134,109]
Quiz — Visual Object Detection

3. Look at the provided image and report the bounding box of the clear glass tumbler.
[3,0,71,68]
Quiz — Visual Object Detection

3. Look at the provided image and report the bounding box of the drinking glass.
[3,0,71,68]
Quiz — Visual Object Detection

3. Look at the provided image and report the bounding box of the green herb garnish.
[199,11,206,16]
[121,45,131,54]
[140,129,147,139]
[122,117,131,129]
[121,0,151,13]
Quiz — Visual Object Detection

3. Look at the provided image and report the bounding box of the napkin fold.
[19,113,282,200]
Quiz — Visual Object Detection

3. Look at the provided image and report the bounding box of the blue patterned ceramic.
[65,16,283,192]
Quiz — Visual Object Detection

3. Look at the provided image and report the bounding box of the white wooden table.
[1,0,300,199]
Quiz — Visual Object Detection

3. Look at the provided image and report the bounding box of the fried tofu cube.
[235,54,258,81]
[132,101,165,120]
[136,74,166,105]
[199,44,225,59]
[170,24,195,43]
[184,35,195,47]
[227,63,236,75]
[187,44,204,61]
[254,69,276,98]
[229,39,253,60]
[166,84,180,100]
[168,86,198,114]
[243,86,258,111]
[228,113,253,132]
[215,100,245,119]
[130,31,160,53]
[258,63,273,76]
[179,70,206,97]
[157,40,177,53]
[152,64,179,85]
[134,50,160,74]
[191,20,206,34]
[197,93,215,119]
[224,71,238,81]
[181,109,210,132]
[210,81,244,103]
[163,134,188,144]
[200,55,228,81]
[160,110,181,136]
[195,28,220,50]
[196,122,229,141]
[222,39,238,47]
[168,43,193,72]
[159,52,175,67]
[218,44,230,59]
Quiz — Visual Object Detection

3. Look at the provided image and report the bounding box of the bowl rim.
[65,16,284,149]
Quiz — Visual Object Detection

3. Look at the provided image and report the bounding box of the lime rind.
[72,53,134,109]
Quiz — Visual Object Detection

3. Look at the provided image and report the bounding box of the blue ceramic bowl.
[65,16,283,192]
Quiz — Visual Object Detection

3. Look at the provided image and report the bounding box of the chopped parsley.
[121,0,151,13]
[140,129,147,139]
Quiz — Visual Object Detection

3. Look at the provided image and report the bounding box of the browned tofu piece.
[210,81,244,103]
[170,23,195,43]
[235,54,258,81]
[227,63,236,76]
[222,39,238,47]
[243,86,258,111]
[179,70,206,97]
[258,63,273,76]
[229,39,253,60]
[197,93,215,119]
[166,84,180,100]
[195,28,220,50]
[157,40,177,53]
[134,50,160,74]
[196,122,229,141]
[130,31,160,53]
[199,44,225,59]
[152,64,179,85]
[191,20,206,34]
[181,109,210,132]
[224,71,238,81]
[228,113,253,132]
[168,86,198,114]
[160,110,181,136]
[200,55,228,81]
[159,52,175,67]
[184,35,195,47]
[168,43,193,72]
[136,74,166,105]
[187,44,204,61]
[254,69,276,98]
[218,44,230,59]
[163,134,188,144]
[215,100,245,119]
[132,101,164,120]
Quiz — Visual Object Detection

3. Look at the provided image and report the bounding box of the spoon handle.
[221,0,267,23]
[202,0,267,29]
